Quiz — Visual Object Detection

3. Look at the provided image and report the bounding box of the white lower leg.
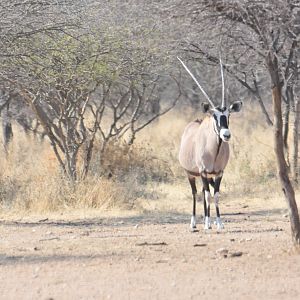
[216,217,224,230]
[190,215,196,229]
[204,191,211,230]
[204,216,211,230]
[214,192,224,230]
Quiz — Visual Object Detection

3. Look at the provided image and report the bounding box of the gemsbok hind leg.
[214,176,224,230]
[188,175,197,230]
[201,176,212,230]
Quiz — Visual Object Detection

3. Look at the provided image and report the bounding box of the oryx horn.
[177,57,215,109]
[219,55,225,108]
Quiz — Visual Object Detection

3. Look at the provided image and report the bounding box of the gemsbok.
[178,57,242,230]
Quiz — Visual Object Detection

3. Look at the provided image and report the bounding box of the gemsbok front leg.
[202,176,212,230]
[188,175,197,230]
[214,176,224,230]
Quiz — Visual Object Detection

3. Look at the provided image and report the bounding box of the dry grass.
[0,104,281,214]
[223,104,278,196]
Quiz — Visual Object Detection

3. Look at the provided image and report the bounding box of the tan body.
[179,117,229,177]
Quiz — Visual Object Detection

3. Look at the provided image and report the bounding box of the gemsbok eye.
[178,57,242,231]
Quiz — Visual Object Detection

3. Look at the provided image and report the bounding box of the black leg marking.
[201,176,210,216]
[201,176,211,229]
[188,175,197,229]
[201,176,210,191]
[214,176,222,218]
[214,176,222,193]
[208,178,215,189]
[216,206,220,218]
[214,176,224,229]
[203,187,207,217]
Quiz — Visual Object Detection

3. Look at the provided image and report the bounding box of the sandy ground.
[1,194,300,300]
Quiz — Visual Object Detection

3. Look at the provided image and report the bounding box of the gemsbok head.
[178,57,242,230]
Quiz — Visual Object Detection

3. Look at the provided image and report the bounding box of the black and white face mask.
[212,108,231,142]
[201,101,242,142]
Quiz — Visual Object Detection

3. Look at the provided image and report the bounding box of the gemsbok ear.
[201,102,211,113]
[229,101,242,113]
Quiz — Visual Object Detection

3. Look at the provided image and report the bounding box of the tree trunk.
[81,136,96,180]
[255,92,273,126]
[268,54,300,246]
[253,77,273,126]
[1,104,13,153]
[292,97,300,182]
[65,148,78,182]
[283,88,291,168]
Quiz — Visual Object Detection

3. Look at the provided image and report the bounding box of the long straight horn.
[219,56,225,108]
[177,57,215,108]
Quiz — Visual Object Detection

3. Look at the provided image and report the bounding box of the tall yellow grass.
[0,103,279,214]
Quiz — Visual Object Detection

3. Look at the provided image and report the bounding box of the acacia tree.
[1,8,180,182]
[0,90,13,152]
[0,0,85,147]
[183,0,300,246]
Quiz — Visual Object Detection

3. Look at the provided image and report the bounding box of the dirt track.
[1,197,300,300]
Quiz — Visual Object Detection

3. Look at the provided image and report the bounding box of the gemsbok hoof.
[215,217,224,230]
[190,216,196,231]
[204,217,212,230]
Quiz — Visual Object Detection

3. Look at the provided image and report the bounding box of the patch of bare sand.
[0,192,300,300]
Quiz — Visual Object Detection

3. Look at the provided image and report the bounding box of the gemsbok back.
[178,57,242,230]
